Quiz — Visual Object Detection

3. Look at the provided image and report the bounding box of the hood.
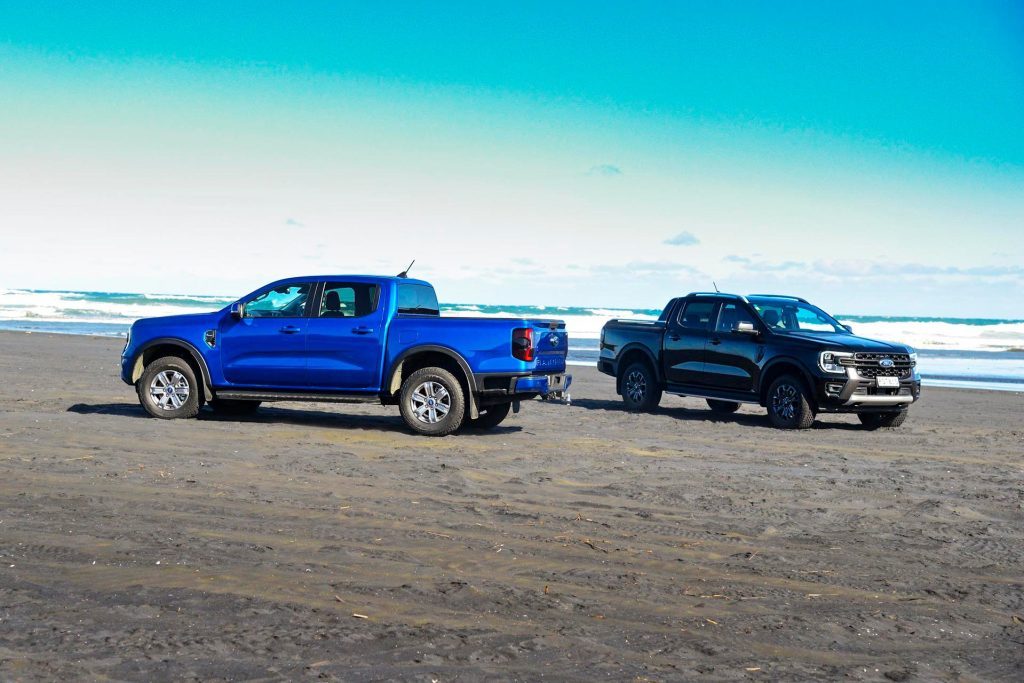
[775,329,912,352]
[133,311,221,328]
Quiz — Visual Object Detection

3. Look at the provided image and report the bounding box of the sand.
[0,331,1022,681]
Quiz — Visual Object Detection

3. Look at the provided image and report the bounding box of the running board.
[215,391,380,404]
[665,387,761,404]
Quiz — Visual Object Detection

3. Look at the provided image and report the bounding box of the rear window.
[397,283,440,316]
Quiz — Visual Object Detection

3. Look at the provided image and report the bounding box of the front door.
[306,281,386,391]
[704,302,763,393]
[219,282,314,388]
[663,299,716,385]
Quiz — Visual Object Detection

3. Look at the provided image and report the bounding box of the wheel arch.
[758,357,815,407]
[131,338,214,402]
[614,344,660,394]
[384,345,478,419]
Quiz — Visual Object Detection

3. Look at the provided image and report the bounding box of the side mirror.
[842,324,853,333]
[230,301,244,319]
[734,321,759,335]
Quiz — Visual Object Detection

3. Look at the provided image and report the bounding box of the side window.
[715,303,756,333]
[319,282,380,318]
[677,301,716,330]
[397,284,440,316]
[244,283,312,318]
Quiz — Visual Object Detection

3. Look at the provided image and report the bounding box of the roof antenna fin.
[713,280,720,293]
[397,259,416,279]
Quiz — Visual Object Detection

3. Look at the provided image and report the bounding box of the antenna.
[397,259,416,279]
[713,280,720,293]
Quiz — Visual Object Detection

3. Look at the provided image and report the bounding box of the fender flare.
[758,356,816,401]
[132,337,215,402]
[613,343,660,393]
[384,345,479,419]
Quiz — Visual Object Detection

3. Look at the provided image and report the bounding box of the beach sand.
[0,331,1021,681]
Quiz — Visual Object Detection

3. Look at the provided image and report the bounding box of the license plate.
[876,376,899,388]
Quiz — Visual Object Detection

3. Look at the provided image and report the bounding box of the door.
[306,281,386,391]
[663,299,716,385]
[219,282,314,388]
[704,302,763,393]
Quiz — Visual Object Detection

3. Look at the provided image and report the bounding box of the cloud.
[285,218,305,227]
[722,256,1024,281]
[663,231,700,246]
[587,164,623,176]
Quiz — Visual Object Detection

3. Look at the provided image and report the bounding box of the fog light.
[826,383,844,395]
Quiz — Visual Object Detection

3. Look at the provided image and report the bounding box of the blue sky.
[1,1,1022,316]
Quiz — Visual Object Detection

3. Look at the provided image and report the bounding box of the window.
[244,283,312,318]
[715,303,757,333]
[677,301,716,330]
[319,282,380,318]
[397,283,440,316]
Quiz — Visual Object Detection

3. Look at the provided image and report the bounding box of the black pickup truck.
[598,293,921,429]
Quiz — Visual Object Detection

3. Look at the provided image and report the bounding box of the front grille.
[842,352,913,379]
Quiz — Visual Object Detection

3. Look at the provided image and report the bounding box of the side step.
[215,391,380,404]
[664,385,761,404]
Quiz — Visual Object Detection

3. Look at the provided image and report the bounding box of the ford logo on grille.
[879,358,895,368]
[548,333,560,348]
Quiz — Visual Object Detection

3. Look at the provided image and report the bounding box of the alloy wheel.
[410,381,451,424]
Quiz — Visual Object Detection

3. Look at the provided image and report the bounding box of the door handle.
[352,326,375,335]
[279,325,301,334]
[669,334,681,341]
[709,337,722,345]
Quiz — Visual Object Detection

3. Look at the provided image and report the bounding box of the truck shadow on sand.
[67,403,523,435]
[569,398,863,431]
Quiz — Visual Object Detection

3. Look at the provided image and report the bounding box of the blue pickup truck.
[121,275,571,435]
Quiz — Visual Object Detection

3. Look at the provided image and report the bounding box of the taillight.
[512,327,534,362]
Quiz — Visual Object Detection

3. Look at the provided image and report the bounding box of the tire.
[137,356,201,420]
[466,402,512,430]
[766,374,815,429]
[707,399,741,414]
[399,367,466,436]
[209,398,262,416]
[858,410,908,430]
[620,361,662,412]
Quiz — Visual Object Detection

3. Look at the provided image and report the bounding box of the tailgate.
[530,320,568,373]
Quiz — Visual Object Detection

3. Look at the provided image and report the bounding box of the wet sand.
[0,331,1022,681]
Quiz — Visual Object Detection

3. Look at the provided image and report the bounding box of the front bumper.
[814,370,921,412]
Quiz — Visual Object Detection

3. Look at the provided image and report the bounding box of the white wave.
[841,320,1024,352]
[0,289,223,323]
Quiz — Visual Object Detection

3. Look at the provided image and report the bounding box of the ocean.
[2,288,1022,392]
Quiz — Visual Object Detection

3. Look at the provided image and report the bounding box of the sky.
[1,1,1022,317]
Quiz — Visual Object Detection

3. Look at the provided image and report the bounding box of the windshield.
[748,298,847,334]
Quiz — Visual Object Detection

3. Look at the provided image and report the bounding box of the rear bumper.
[474,372,572,402]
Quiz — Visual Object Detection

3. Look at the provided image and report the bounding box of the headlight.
[819,350,852,374]
[909,350,918,367]
[123,326,132,352]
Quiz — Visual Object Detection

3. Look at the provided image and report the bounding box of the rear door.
[662,299,715,385]
[219,282,314,388]
[305,281,387,391]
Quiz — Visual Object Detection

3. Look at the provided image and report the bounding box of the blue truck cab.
[121,275,571,435]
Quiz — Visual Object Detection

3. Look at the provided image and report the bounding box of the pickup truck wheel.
[466,402,511,430]
[858,410,908,430]
[706,399,741,414]
[400,367,466,436]
[209,399,262,416]
[766,375,815,429]
[137,357,201,420]
[620,361,662,412]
